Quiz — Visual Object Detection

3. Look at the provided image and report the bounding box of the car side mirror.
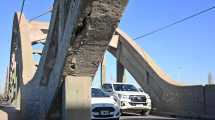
[110,95,119,103]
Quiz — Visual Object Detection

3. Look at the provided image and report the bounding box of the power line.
[29,9,52,22]
[18,0,52,22]
[134,6,215,40]
[19,0,26,24]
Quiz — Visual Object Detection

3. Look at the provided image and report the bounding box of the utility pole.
[208,72,214,85]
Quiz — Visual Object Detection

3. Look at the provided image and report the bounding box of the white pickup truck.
[102,83,151,115]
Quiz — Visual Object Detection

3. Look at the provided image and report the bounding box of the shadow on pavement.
[0,105,21,120]
[120,113,176,120]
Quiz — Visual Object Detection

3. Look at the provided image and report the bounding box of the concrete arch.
[6,12,50,119]
[12,0,128,119]
[7,12,35,110]
[108,28,208,118]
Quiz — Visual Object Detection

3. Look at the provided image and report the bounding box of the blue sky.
[1,0,215,93]
[0,0,53,93]
[118,0,215,85]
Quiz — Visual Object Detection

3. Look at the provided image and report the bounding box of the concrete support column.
[62,76,91,120]
[117,60,125,83]
[101,57,106,86]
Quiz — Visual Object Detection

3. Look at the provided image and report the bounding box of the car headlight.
[122,95,129,99]
[147,99,151,103]
[118,94,129,99]
[145,94,151,103]
[144,94,150,99]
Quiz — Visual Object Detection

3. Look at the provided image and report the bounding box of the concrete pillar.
[16,89,21,109]
[62,76,91,120]
[101,57,106,86]
[123,70,127,83]
[117,60,125,83]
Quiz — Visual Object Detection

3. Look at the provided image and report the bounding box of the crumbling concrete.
[18,0,128,119]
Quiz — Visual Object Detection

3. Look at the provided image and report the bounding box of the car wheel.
[141,110,150,116]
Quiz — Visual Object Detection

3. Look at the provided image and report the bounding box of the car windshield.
[92,88,110,97]
[113,84,138,92]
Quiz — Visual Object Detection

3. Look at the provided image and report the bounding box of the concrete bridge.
[2,0,215,120]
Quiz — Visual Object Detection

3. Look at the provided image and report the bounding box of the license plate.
[100,111,109,115]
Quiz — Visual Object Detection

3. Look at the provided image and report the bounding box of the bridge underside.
[3,0,215,120]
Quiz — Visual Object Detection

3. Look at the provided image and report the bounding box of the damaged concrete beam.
[33,0,128,119]
[63,0,129,77]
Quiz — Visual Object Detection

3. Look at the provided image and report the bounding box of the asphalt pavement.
[120,114,176,120]
[0,102,21,120]
[0,101,198,120]
[120,114,199,120]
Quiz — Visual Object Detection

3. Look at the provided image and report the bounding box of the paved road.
[0,102,21,120]
[120,115,198,120]
[120,115,176,120]
[0,102,196,120]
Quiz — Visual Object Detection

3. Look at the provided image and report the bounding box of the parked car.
[91,88,121,120]
[102,83,151,115]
